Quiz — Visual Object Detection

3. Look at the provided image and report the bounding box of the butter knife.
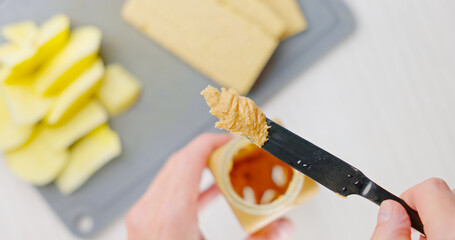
[262,119,425,235]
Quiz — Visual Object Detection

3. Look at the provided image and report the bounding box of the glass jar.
[209,137,318,233]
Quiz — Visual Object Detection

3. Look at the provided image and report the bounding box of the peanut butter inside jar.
[229,143,294,205]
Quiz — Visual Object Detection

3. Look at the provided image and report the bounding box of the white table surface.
[1,1,455,239]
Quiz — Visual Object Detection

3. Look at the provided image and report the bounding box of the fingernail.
[378,200,407,224]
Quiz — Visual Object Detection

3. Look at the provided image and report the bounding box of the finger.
[197,184,220,211]
[246,218,294,240]
[370,200,411,240]
[400,178,455,238]
[172,133,232,167]
[168,133,232,197]
[144,133,232,201]
[166,133,232,179]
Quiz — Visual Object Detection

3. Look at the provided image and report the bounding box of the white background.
[1,1,455,239]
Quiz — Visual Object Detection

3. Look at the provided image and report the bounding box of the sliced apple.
[0,68,16,90]
[42,100,108,150]
[34,26,101,96]
[97,64,141,116]
[5,128,69,186]
[56,124,121,194]
[46,59,104,125]
[35,14,70,63]
[0,92,33,151]
[0,69,51,125]
[1,21,38,46]
[0,43,37,79]
[0,15,70,83]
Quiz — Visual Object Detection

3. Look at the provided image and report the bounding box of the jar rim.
[219,137,304,215]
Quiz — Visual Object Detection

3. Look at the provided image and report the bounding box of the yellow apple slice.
[5,128,69,186]
[46,59,104,125]
[1,21,38,46]
[97,64,141,116]
[0,69,51,125]
[0,15,70,83]
[35,14,70,63]
[34,26,101,96]
[42,100,108,150]
[0,92,33,151]
[0,43,37,79]
[0,68,16,90]
[56,124,121,194]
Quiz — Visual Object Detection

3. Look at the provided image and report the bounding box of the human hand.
[125,133,294,240]
[370,178,455,240]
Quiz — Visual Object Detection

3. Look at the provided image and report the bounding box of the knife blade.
[262,118,425,235]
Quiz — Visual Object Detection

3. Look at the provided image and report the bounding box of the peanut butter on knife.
[201,86,269,146]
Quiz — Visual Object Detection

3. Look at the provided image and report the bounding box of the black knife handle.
[361,181,425,235]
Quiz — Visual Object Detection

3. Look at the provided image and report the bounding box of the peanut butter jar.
[209,137,318,233]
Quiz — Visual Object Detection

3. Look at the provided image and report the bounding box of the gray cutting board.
[0,0,354,237]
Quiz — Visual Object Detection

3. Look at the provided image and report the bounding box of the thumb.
[370,200,412,240]
[246,218,294,240]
